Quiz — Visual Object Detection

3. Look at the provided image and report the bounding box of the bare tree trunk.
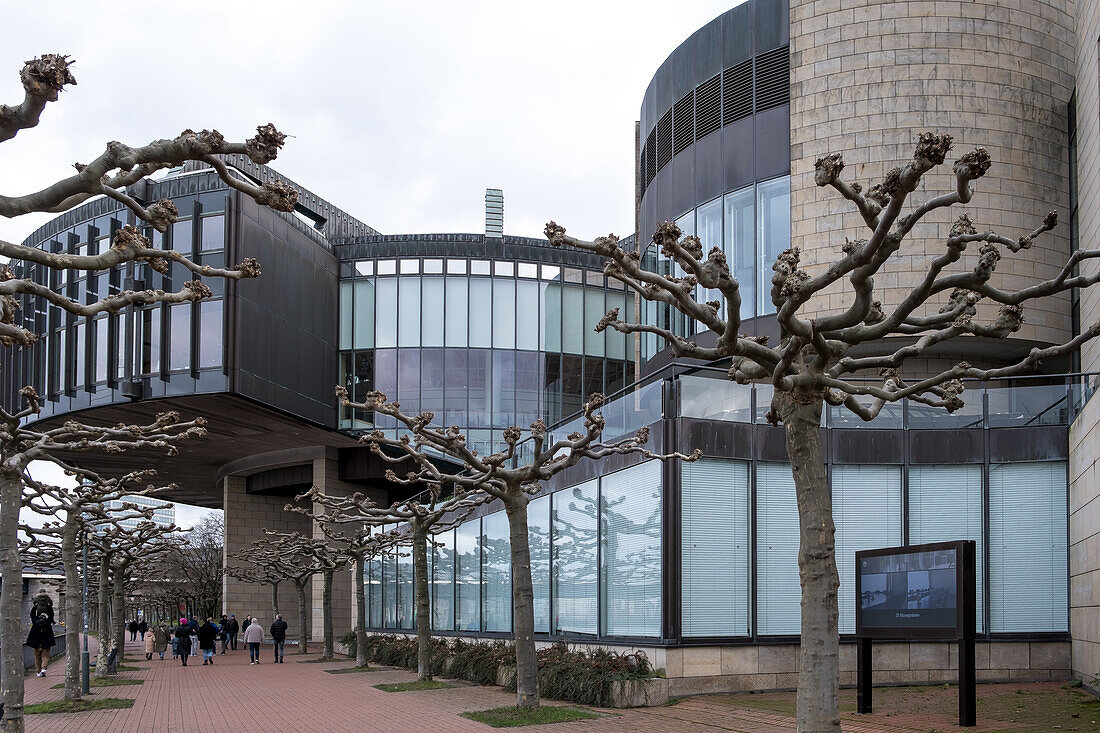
[354,556,368,668]
[321,570,334,660]
[0,470,25,732]
[271,581,279,619]
[112,566,126,663]
[778,391,840,733]
[295,581,308,654]
[412,528,432,680]
[95,557,110,677]
[60,527,81,701]
[505,497,539,709]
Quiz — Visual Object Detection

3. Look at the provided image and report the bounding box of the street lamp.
[81,529,89,694]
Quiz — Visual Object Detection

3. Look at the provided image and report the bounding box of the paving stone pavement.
[19,640,1096,732]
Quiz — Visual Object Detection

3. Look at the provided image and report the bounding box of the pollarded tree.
[20,464,168,701]
[337,387,700,708]
[0,53,294,732]
[246,533,326,654]
[545,133,1100,732]
[265,529,349,660]
[226,556,288,623]
[293,485,485,678]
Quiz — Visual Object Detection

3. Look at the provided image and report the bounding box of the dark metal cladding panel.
[673,31,697,105]
[233,196,339,428]
[246,464,312,494]
[693,131,724,207]
[909,430,985,464]
[656,55,674,124]
[989,426,1068,462]
[722,116,757,194]
[671,154,696,220]
[755,0,788,52]
[756,424,788,461]
[677,418,753,460]
[723,2,754,67]
[832,430,905,464]
[754,103,792,178]
[694,14,724,83]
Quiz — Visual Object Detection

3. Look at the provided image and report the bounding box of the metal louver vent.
[645,129,656,189]
[695,73,721,139]
[754,45,789,112]
[673,92,694,156]
[722,59,753,124]
[656,109,673,171]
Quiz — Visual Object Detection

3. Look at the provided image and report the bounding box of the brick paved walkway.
[21,640,1098,732]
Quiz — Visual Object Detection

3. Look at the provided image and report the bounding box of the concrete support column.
[222,474,310,643]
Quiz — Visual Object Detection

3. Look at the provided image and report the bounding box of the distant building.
[106,496,175,531]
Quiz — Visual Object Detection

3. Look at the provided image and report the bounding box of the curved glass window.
[553,480,598,635]
[481,511,511,632]
[600,460,662,637]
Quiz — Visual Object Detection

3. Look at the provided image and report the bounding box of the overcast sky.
[6,0,744,527]
[0,0,743,246]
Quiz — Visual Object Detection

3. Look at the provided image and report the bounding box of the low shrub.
[340,630,358,659]
[509,642,654,706]
[358,635,654,706]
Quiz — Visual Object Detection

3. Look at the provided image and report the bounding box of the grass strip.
[460,706,600,727]
[325,666,376,675]
[52,678,141,689]
[26,698,134,714]
[374,680,453,692]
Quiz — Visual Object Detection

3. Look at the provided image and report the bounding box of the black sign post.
[855,540,976,727]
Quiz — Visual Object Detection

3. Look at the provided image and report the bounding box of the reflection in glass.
[74,322,86,387]
[455,521,480,631]
[529,495,551,633]
[198,300,222,369]
[600,461,662,637]
[481,512,511,632]
[422,278,444,347]
[432,529,455,631]
[757,177,791,315]
[468,350,491,428]
[724,186,755,321]
[171,219,192,257]
[169,303,191,371]
[445,278,468,347]
[397,541,414,629]
[398,277,421,347]
[562,286,584,354]
[200,216,224,251]
[374,279,397,348]
[553,480,597,634]
[94,317,108,383]
[352,281,374,349]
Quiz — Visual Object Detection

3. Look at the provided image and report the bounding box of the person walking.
[242,616,265,665]
[241,615,252,634]
[188,617,199,658]
[174,619,192,666]
[154,623,170,660]
[25,613,55,677]
[226,614,240,651]
[219,615,230,654]
[127,619,138,642]
[198,618,218,665]
[30,591,53,624]
[269,614,288,663]
[144,624,155,660]
[138,619,148,640]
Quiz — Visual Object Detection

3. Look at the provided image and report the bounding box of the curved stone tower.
[788,0,1076,364]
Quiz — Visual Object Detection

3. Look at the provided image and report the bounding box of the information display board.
[856,543,963,638]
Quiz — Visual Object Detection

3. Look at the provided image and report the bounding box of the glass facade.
[338,255,635,454]
[8,191,228,404]
[642,175,791,359]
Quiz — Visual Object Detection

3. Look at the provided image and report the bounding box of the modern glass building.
[107,496,175,532]
[5,0,1098,695]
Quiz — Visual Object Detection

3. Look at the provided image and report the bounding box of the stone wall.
[221,475,311,639]
[662,640,1069,696]
[1075,0,1100,374]
[1071,391,1100,685]
[788,0,1075,352]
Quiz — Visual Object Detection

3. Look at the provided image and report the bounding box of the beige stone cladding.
[1076,0,1100,374]
[222,475,311,644]
[789,0,1075,354]
[1070,381,1100,686]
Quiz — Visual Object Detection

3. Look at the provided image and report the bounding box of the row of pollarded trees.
[0,52,298,731]
[19,465,189,701]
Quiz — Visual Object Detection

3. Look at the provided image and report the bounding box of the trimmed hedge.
[360,635,654,706]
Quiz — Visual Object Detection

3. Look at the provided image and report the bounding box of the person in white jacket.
[242,616,265,665]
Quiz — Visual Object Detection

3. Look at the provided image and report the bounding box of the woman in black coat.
[174,620,192,666]
[197,619,218,666]
[25,614,55,677]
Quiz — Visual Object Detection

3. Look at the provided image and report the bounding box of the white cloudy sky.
[5,0,743,527]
